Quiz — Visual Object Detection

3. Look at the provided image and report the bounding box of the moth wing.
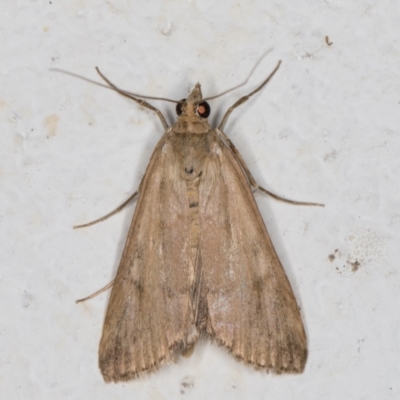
[99,138,196,382]
[199,135,307,373]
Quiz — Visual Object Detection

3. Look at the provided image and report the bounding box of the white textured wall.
[1,1,399,399]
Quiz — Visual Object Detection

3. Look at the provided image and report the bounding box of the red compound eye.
[197,101,210,118]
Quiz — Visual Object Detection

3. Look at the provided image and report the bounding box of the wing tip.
[99,338,198,383]
[207,334,307,375]
[99,351,173,383]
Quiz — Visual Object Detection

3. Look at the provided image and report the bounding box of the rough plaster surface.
[1,1,399,399]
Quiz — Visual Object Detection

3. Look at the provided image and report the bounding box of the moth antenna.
[51,68,174,129]
[73,191,139,229]
[50,68,179,104]
[50,67,118,92]
[94,68,179,104]
[218,60,281,131]
[202,49,274,101]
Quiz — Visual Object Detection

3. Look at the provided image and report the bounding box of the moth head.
[176,83,211,119]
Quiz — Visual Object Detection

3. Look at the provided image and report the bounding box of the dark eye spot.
[176,99,186,116]
[185,167,194,174]
[197,101,210,118]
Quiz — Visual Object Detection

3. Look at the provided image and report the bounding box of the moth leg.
[218,60,281,131]
[76,279,114,304]
[73,191,139,229]
[256,185,324,207]
[217,59,323,207]
[95,67,168,130]
[218,130,324,207]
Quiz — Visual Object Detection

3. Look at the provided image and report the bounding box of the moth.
[74,61,323,382]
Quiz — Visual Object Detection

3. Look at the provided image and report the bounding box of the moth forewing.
[77,61,313,382]
[199,138,307,372]
[99,136,197,382]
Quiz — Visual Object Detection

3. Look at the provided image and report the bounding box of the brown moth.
[75,61,323,382]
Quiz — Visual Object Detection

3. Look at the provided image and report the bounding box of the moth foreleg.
[218,60,281,131]
[95,67,169,129]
